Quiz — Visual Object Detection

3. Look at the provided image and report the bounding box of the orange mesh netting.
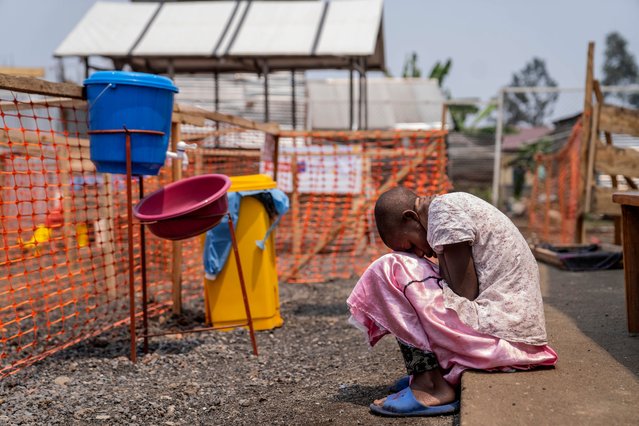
[269,130,449,283]
[0,91,204,377]
[528,118,582,244]
[1,86,449,377]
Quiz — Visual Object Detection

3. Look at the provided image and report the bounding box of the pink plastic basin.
[133,174,231,240]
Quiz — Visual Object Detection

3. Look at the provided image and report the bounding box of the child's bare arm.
[438,242,479,301]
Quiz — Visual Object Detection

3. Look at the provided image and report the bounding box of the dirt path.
[0,280,457,425]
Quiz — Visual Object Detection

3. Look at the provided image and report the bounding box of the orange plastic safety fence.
[528,119,582,244]
[1,90,450,377]
[179,126,450,284]
[0,92,204,378]
[271,131,449,283]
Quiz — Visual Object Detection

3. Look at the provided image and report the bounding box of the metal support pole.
[139,177,148,354]
[125,131,137,363]
[214,71,220,146]
[349,61,354,130]
[291,69,297,130]
[227,214,258,356]
[89,128,163,362]
[214,71,219,111]
[83,57,90,79]
[356,57,366,130]
[167,60,175,79]
[358,62,363,131]
[263,62,270,123]
[363,58,368,130]
[491,88,505,207]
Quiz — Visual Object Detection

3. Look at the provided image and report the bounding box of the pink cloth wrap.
[346,252,558,385]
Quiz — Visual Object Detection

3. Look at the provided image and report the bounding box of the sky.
[0,0,638,104]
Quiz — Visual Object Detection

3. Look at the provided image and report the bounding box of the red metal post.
[125,131,137,363]
[227,213,258,356]
[139,177,149,354]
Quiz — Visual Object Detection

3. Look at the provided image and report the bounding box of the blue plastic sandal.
[370,387,460,417]
[389,375,411,393]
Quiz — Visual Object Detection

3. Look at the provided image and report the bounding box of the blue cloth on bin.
[203,189,289,279]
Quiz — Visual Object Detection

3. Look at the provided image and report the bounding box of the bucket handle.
[88,83,115,110]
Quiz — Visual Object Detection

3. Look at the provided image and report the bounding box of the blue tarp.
[203,189,289,279]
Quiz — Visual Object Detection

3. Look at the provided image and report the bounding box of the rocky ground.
[0,280,457,426]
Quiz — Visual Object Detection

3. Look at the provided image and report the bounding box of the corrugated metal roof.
[54,0,386,73]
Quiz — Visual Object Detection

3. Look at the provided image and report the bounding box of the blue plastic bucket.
[84,71,179,176]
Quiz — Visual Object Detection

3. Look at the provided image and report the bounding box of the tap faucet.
[166,141,197,170]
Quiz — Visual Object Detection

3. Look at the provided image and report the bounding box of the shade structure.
[54,0,386,73]
[307,78,452,130]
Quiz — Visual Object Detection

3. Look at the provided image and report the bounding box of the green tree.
[402,52,422,78]
[504,58,558,126]
[425,58,477,130]
[428,59,451,86]
[602,32,639,108]
[507,138,554,199]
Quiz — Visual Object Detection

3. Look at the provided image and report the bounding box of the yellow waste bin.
[204,174,284,331]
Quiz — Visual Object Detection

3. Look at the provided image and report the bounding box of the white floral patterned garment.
[427,192,548,345]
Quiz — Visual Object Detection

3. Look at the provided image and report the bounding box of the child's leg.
[375,340,456,407]
[397,339,439,374]
[348,252,557,387]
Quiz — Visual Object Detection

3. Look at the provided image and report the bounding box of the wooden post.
[353,149,373,257]
[280,145,437,282]
[290,152,301,279]
[612,192,639,334]
[441,104,448,131]
[171,122,183,315]
[576,42,595,243]
[57,153,77,268]
[99,173,117,299]
[594,79,623,243]
[272,135,280,182]
[593,80,619,188]
[194,148,203,176]
[584,103,600,214]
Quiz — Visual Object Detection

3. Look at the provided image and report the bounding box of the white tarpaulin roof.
[307,78,452,130]
[54,0,386,73]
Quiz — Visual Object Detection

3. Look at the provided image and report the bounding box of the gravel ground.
[0,280,458,426]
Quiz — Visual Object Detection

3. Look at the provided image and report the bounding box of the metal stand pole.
[227,213,258,356]
[139,177,149,354]
[125,131,137,363]
[89,128,165,362]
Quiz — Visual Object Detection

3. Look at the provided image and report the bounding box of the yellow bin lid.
[229,174,277,192]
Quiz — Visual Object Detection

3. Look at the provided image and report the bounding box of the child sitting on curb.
[347,187,558,417]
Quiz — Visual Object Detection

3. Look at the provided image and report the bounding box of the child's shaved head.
[374,186,417,245]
